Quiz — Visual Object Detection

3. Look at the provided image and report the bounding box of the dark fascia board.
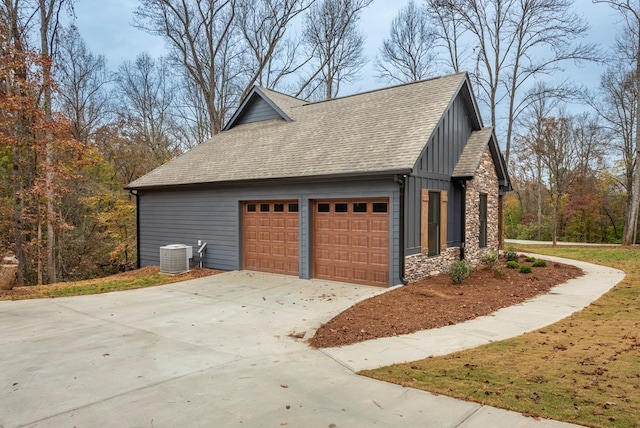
[222,86,293,131]
[126,168,413,192]
[487,130,513,192]
[458,74,484,130]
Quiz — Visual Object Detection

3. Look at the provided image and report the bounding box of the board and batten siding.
[138,178,402,286]
[405,92,474,256]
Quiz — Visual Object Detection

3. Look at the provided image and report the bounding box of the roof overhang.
[126,168,413,192]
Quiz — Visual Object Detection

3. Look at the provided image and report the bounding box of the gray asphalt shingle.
[127,73,468,189]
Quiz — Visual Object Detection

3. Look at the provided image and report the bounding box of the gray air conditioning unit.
[159,244,193,274]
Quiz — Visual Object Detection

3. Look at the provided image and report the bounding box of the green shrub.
[504,246,519,262]
[520,265,532,274]
[493,268,506,279]
[525,256,536,263]
[506,260,520,269]
[449,260,473,284]
[482,251,499,268]
[532,260,547,267]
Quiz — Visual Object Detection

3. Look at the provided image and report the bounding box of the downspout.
[395,175,408,285]
[460,181,466,261]
[129,190,140,269]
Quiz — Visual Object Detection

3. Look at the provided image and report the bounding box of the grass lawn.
[361,246,640,428]
[0,267,221,301]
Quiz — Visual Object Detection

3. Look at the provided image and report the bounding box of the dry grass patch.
[361,246,640,428]
[0,266,222,300]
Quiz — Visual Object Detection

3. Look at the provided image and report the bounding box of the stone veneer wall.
[464,146,499,265]
[405,247,460,282]
[404,146,499,283]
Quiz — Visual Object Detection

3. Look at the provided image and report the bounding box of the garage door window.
[353,202,367,213]
[274,203,284,212]
[317,203,330,213]
[288,203,298,212]
[247,203,256,212]
[335,203,348,213]
[373,202,388,213]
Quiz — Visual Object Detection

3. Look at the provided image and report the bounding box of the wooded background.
[1,0,638,285]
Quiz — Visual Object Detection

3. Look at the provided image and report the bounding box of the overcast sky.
[69,0,621,97]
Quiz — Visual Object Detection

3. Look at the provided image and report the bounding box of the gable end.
[224,87,292,130]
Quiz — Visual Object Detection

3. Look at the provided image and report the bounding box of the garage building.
[126,73,511,286]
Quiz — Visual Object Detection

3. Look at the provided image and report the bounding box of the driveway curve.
[0,260,622,428]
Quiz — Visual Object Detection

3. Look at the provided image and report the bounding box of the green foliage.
[506,260,520,269]
[493,268,506,279]
[449,260,473,284]
[532,260,547,267]
[481,251,499,268]
[525,256,536,262]
[504,246,519,262]
[519,265,532,274]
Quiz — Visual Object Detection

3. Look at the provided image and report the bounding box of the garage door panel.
[334,235,349,247]
[351,251,369,264]
[333,219,349,231]
[243,201,299,276]
[352,219,369,232]
[351,235,369,248]
[313,199,389,287]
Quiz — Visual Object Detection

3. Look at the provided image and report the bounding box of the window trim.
[421,189,448,256]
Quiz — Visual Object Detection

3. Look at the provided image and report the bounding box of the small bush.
[504,246,519,262]
[520,265,532,274]
[506,260,520,269]
[493,268,506,279]
[449,260,473,284]
[525,256,536,263]
[532,260,547,267]
[482,251,499,268]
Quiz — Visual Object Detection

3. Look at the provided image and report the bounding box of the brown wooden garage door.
[243,201,299,276]
[313,199,389,287]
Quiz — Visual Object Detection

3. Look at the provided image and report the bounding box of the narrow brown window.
[479,193,488,248]
[421,189,447,256]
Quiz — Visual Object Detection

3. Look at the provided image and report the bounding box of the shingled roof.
[127,73,472,190]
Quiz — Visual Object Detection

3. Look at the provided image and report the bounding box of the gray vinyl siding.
[234,96,283,125]
[138,178,402,286]
[405,92,474,255]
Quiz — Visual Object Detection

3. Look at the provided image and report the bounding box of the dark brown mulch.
[308,256,583,348]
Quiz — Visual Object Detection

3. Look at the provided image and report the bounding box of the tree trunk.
[0,264,18,291]
[623,25,640,245]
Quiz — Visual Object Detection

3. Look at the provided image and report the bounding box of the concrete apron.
[0,261,621,428]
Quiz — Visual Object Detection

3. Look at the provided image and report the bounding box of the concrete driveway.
[1,271,581,428]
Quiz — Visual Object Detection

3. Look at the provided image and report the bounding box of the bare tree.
[424,0,468,73]
[115,53,182,165]
[375,0,437,83]
[430,0,596,166]
[55,25,111,142]
[512,86,558,241]
[134,0,238,136]
[296,0,372,100]
[593,0,640,245]
[236,0,313,98]
[587,65,638,244]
